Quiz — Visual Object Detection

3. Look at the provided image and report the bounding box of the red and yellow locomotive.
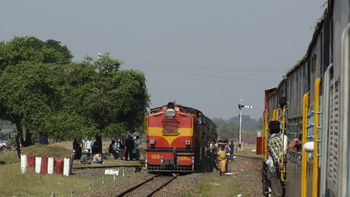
[145,102,217,172]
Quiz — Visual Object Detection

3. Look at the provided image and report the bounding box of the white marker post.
[35,157,42,174]
[48,157,54,174]
[20,154,28,174]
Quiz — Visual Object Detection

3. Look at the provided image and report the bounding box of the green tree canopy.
[0,62,58,147]
[216,122,238,141]
[54,55,149,140]
[0,36,72,72]
[213,115,261,144]
[0,37,150,155]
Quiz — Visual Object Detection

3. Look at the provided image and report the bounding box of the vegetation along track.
[116,174,178,197]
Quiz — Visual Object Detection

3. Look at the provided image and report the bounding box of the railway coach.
[144,102,217,173]
[258,0,350,196]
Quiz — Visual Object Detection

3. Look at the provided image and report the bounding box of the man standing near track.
[267,121,284,197]
[85,138,92,157]
[125,135,135,160]
[229,141,235,161]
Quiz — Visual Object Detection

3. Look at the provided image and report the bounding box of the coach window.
[307,60,311,92]
[312,54,316,73]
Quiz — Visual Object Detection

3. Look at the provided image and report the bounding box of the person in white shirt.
[134,136,141,160]
[85,138,92,157]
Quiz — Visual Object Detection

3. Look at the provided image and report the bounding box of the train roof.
[269,2,333,92]
[287,3,332,74]
[150,102,204,115]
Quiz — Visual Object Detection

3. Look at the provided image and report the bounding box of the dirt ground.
[232,155,264,197]
[76,153,264,197]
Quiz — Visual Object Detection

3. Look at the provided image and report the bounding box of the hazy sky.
[1,1,326,120]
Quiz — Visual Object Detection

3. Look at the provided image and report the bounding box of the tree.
[0,63,57,156]
[212,118,225,128]
[71,55,149,151]
[41,54,149,152]
[0,36,73,156]
[229,115,261,131]
[0,36,72,72]
[0,37,150,155]
[0,37,70,153]
[214,115,261,144]
[49,56,149,145]
[217,122,239,141]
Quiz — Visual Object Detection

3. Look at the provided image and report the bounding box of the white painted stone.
[20,155,28,174]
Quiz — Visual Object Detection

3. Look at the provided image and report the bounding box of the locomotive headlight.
[185,140,190,146]
[165,108,176,119]
[150,139,155,145]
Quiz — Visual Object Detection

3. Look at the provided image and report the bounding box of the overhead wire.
[121,58,285,73]
[121,61,282,82]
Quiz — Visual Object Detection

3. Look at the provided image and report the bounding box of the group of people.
[72,135,141,164]
[209,139,235,176]
[72,138,105,164]
[73,139,102,158]
[108,135,140,160]
[84,138,103,156]
[37,132,49,145]
[74,136,141,166]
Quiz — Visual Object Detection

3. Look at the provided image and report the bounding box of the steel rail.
[115,174,159,197]
[145,175,177,197]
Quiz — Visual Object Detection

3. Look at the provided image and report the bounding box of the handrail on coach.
[312,78,321,197]
[280,105,287,181]
[301,92,310,197]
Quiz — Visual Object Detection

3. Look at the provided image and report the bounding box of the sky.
[1,1,327,120]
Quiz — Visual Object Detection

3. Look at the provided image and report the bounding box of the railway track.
[115,174,178,197]
[235,154,263,161]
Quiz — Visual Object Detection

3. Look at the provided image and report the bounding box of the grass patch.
[0,162,116,196]
[21,144,73,158]
[0,150,20,164]
[0,141,142,196]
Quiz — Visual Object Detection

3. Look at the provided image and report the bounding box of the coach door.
[340,24,350,197]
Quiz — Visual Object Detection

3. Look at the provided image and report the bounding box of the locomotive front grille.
[147,165,194,172]
[164,159,174,165]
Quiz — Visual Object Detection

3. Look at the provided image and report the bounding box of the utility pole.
[238,98,252,145]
